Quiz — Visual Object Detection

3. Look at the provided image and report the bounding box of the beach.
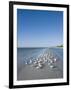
[17,48,63,80]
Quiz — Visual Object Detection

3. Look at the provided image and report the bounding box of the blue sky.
[17,9,63,47]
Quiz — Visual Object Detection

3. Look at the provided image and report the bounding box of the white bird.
[36,63,42,69]
[29,60,32,64]
[54,58,57,62]
[50,65,54,68]
[25,61,27,65]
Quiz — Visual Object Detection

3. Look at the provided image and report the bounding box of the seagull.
[25,61,28,65]
[36,63,42,69]
[54,58,57,62]
[50,65,54,68]
[29,60,32,64]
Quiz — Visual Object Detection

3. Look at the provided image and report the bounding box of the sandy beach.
[17,56,63,80]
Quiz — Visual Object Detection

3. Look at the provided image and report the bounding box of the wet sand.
[17,58,63,80]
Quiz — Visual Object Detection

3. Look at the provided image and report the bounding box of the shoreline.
[17,48,63,81]
[17,59,63,80]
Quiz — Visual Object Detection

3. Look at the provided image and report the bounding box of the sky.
[17,9,63,48]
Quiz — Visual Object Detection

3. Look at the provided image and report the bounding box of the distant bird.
[33,61,38,64]
[25,61,28,65]
[29,60,32,64]
[50,65,54,68]
[54,58,57,62]
[36,63,42,69]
